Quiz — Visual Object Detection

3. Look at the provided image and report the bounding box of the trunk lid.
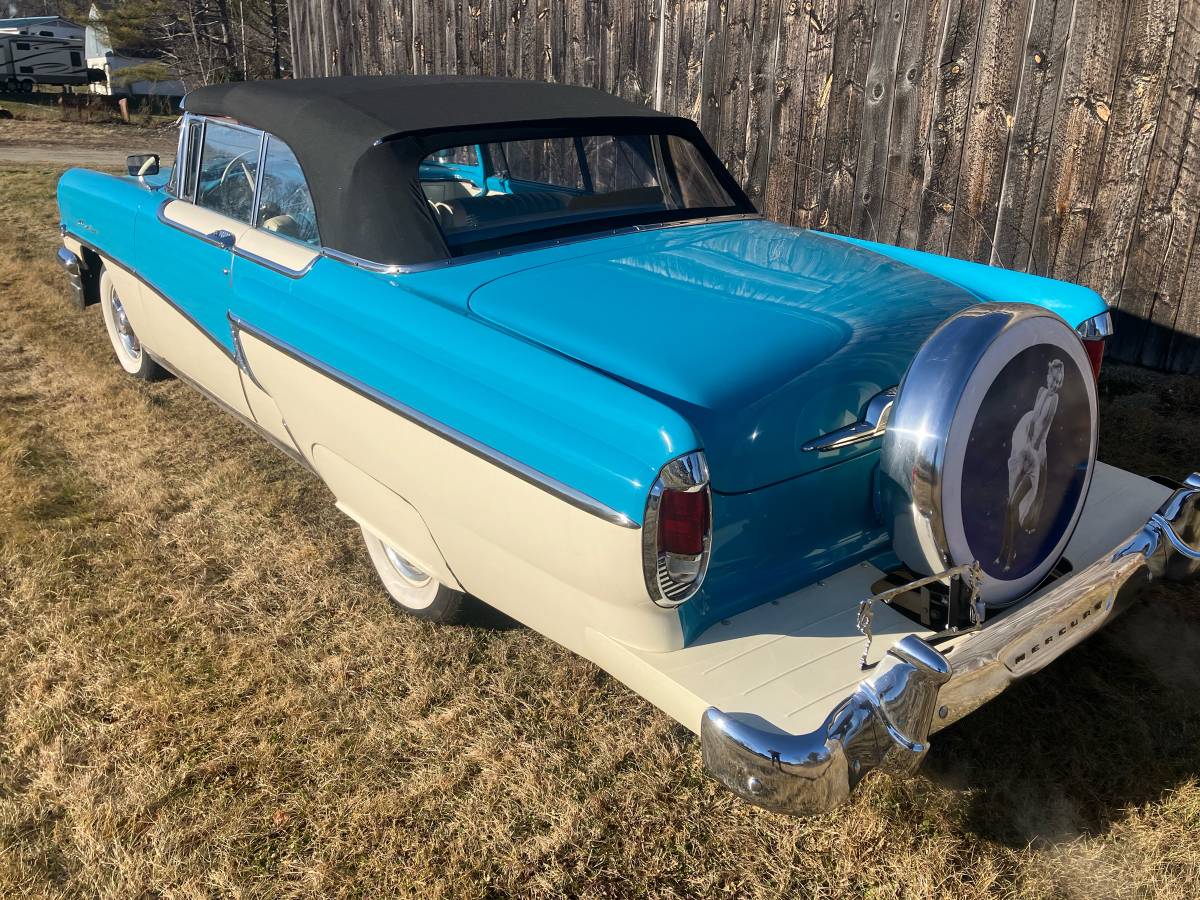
[468,219,978,493]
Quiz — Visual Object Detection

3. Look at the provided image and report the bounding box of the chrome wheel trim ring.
[109,288,142,361]
[383,545,434,589]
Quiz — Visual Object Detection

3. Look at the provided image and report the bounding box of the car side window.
[196,121,261,223]
[256,136,319,245]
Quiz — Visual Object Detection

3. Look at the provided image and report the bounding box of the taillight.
[1076,311,1112,382]
[1082,338,1105,380]
[660,488,709,555]
[643,451,711,607]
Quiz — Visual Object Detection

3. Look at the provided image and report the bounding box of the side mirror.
[127,153,160,177]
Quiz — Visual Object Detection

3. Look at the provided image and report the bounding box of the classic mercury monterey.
[57,76,1200,815]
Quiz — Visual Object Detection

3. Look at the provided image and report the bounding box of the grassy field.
[0,161,1198,898]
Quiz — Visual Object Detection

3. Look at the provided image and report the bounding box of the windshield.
[419,132,741,255]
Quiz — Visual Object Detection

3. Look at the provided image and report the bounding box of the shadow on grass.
[923,582,1200,847]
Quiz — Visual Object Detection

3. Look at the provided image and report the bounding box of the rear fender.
[824,235,1109,330]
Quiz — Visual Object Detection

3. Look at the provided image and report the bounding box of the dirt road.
[0,144,145,168]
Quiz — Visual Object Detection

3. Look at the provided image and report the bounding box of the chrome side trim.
[156,199,318,279]
[231,242,318,279]
[1076,311,1114,341]
[62,229,236,363]
[701,473,1200,817]
[227,315,640,529]
[801,386,897,452]
[319,213,764,276]
[642,451,711,607]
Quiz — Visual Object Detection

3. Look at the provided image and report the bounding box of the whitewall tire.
[360,527,483,624]
[99,266,166,381]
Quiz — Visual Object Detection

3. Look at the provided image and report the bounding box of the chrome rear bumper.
[701,473,1200,817]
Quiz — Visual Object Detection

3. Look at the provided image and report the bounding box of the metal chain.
[857,561,982,670]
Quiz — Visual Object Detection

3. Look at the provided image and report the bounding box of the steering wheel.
[220,151,256,194]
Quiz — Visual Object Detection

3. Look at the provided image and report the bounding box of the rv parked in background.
[0,34,88,92]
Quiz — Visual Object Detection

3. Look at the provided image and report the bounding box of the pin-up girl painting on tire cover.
[998,358,1066,571]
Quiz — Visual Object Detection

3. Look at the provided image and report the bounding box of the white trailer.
[0,34,87,93]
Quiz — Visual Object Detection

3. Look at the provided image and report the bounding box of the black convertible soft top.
[182,76,750,267]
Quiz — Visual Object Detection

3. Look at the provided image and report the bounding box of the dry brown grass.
[0,159,1198,898]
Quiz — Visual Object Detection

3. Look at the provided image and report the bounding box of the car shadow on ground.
[921,579,1200,847]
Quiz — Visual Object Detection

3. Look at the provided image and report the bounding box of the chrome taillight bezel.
[642,450,712,608]
[1075,311,1114,341]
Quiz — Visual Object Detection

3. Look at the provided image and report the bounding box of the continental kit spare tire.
[880,302,1098,607]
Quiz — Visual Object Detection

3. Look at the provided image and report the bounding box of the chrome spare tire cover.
[880,302,1098,606]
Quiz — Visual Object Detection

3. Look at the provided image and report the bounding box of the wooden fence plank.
[761,0,812,221]
[791,0,838,228]
[660,0,709,122]
[1120,10,1200,366]
[915,0,986,253]
[1081,0,1181,360]
[876,0,949,245]
[948,0,1035,264]
[1026,0,1124,280]
[820,0,877,234]
[1169,229,1200,373]
[714,0,781,198]
[990,0,1074,270]
[850,0,905,239]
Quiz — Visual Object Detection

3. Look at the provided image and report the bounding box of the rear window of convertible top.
[418,131,741,256]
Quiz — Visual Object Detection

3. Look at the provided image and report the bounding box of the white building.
[84,5,183,100]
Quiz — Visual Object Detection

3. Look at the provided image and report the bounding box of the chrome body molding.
[641,451,711,608]
[227,315,639,530]
[702,473,1200,816]
[56,245,85,309]
[801,386,896,453]
[1075,311,1114,341]
[155,199,318,279]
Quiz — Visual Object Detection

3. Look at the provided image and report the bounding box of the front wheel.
[99,266,166,380]
[360,527,484,624]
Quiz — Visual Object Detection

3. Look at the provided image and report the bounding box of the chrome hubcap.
[109,290,141,360]
[384,546,432,588]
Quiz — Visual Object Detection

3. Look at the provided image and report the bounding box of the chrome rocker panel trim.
[701,473,1200,817]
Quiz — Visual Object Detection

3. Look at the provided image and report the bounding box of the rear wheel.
[3,77,15,94]
[99,266,166,381]
[360,526,484,624]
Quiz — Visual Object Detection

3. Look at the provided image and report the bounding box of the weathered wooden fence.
[290,0,1200,372]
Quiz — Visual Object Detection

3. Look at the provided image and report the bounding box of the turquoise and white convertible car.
[56,76,1200,816]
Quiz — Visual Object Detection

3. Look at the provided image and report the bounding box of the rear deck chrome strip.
[228,314,639,529]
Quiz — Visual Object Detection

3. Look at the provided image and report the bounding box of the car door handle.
[207,229,236,250]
